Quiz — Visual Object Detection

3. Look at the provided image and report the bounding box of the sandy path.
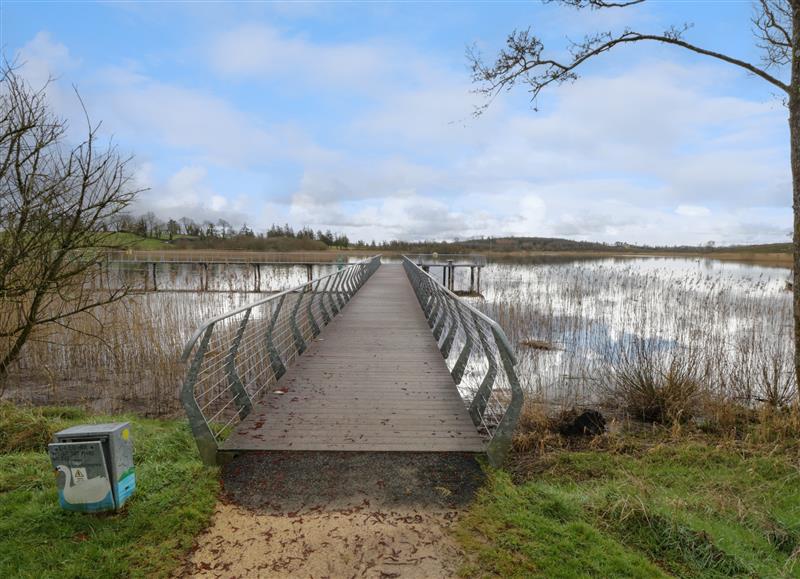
[178,452,484,579]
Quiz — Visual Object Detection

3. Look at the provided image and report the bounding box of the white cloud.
[676,205,712,218]
[13,26,791,245]
[210,24,394,92]
[16,31,77,88]
[132,165,248,224]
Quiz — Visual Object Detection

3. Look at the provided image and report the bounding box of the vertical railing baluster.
[180,324,218,466]
[225,309,254,418]
[327,270,340,316]
[291,285,308,355]
[318,276,332,325]
[432,285,449,340]
[451,303,474,384]
[469,313,497,428]
[439,295,458,358]
[306,280,321,338]
[334,269,346,309]
[266,294,287,380]
[486,326,523,466]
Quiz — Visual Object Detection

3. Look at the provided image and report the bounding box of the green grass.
[0,404,219,578]
[458,438,800,578]
[104,232,173,250]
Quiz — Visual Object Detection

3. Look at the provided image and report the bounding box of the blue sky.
[2,0,790,244]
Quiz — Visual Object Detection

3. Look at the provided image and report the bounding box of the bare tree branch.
[470,0,794,117]
[0,64,144,384]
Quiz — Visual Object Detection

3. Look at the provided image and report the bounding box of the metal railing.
[107,250,365,264]
[402,256,523,465]
[180,255,381,464]
[407,253,487,266]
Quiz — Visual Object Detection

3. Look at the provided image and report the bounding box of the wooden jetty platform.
[220,264,485,453]
[181,255,522,466]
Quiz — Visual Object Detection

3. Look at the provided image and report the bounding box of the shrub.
[0,402,64,453]
[602,340,701,424]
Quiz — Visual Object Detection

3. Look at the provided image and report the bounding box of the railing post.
[333,270,346,309]
[266,294,287,380]
[485,326,523,467]
[318,275,332,325]
[327,271,340,316]
[432,286,448,340]
[306,280,321,337]
[291,285,308,355]
[451,303,474,384]
[180,325,219,466]
[439,296,458,359]
[341,266,355,301]
[225,309,254,419]
[468,312,497,428]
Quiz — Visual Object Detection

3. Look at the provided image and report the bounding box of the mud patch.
[179,452,484,578]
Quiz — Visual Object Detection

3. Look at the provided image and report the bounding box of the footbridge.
[180,256,523,466]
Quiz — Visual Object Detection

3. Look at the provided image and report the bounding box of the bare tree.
[469,0,800,391]
[0,65,141,385]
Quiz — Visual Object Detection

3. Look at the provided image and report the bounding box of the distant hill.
[396,236,792,255]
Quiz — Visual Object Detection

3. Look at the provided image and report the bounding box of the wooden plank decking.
[220,264,485,453]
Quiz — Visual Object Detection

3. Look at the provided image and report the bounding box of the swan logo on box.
[49,441,115,512]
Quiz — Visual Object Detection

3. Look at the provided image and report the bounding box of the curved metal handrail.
[180,255,382,464]
[402,255,523,465]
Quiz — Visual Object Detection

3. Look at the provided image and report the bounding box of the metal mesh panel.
[401,256,523,464]
[180,256,381,457]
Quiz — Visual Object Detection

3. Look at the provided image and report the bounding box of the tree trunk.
[792,8,800,402]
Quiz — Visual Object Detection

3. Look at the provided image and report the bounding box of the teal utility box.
[48,423,135,512]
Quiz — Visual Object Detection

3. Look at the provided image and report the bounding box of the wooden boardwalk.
[220,264,485,453]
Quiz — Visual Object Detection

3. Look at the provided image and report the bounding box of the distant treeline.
[108,213,355,251]
[107,212,790,254]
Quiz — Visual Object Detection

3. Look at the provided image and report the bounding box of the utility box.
[48,423,135,512]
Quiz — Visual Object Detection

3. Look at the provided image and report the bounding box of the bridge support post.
[306,264,313,283]
[447,261,454,292]
[202,263,209,292]
[151,263,158,292]
[254,264,261,292]
[476,267,481,294]
[470,266,475,294]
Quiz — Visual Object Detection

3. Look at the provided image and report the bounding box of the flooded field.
[4,256,793,417]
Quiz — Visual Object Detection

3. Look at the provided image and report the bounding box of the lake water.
[471,257,793,407]
[9,255,793,414]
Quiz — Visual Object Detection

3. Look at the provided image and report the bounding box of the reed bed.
[469,257,795,420]
[3,262,361,415]
[2,257,794,422]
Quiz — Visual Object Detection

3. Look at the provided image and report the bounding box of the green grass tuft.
[459,437,800,577]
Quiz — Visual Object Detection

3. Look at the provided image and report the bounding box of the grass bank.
[0,403,218,578]
[458,430,800,578]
